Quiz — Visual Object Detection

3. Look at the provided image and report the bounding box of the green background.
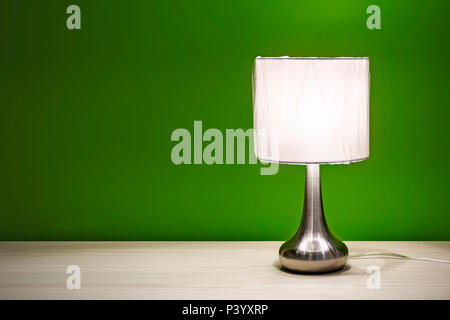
[0,0,449,240]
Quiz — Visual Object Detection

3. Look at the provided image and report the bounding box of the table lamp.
[253,57,370,273]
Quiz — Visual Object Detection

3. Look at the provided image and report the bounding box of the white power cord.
[348,252,450,264]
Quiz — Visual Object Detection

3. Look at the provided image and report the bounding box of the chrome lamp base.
[279,164,348,274]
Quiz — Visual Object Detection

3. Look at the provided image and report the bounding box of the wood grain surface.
[0,241,448,299]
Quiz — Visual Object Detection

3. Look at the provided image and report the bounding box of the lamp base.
[279,237,348,274]
[279,164,348,274]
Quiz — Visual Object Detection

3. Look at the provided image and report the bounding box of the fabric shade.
[253,57,370,164]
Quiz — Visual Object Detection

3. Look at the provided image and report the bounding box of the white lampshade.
[253,57,370,164]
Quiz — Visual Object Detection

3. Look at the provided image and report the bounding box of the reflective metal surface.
[279,164,348,273]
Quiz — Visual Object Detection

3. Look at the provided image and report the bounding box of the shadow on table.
[273,254,408,276]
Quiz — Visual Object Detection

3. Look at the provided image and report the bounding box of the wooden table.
[0,241,448,299]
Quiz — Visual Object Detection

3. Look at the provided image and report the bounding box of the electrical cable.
[348,252,450,264]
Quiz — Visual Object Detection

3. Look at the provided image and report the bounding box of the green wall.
[0,0,449,240]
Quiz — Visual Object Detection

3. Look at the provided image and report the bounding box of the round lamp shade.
[253,57,370,164]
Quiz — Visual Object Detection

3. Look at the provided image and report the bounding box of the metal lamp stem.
[279,164,348,273]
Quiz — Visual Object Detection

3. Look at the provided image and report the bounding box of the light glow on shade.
[253,57,370,164]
